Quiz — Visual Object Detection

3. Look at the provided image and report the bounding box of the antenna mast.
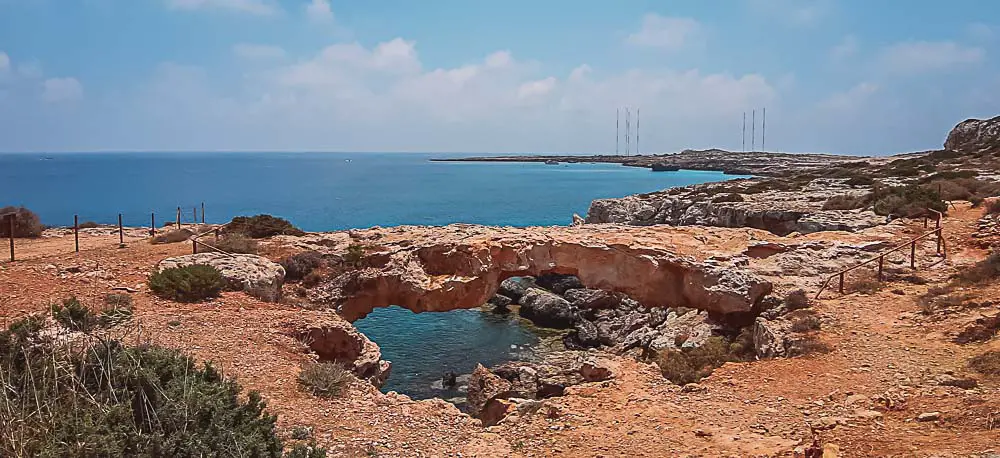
[751,109,756,152]
[742,112,746,153]
[616,108,620,155]
[625,108,631,156]
[636,108,640,155]
[762,107,766,152]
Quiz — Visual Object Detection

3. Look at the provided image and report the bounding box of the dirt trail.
[2,208,999,456]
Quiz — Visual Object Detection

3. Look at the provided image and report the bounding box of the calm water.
[0,151,742,398]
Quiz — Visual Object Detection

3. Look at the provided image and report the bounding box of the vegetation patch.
[149,265,225,302]
[298,361,352,397]
[343,243,366,267]
[227,215,305,238]
[711,193,745,203]
[845,175,875,187]
[953,251,1000,284]
[281,251,326,281]
[968,350,1000,376]
[787,336,833,357]
[77,221,100,229]
[653,330,753,385]
[50,296,135,332]
[784,289,810,311]
[789,310,822,333]
[871,184,946,217]
[0,317,325,457]
[0,206,44,238]
[822,194,870,211]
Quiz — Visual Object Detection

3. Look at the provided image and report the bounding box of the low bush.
[0,206,44,238]
[0,317,325,457]
[298,362,352,397]
[102,293,134,325]
[871,185,946,218]
[787,336,833,356]
[918,170,978,183]
[205,234,259,254]
[845,175,875,187]
[784,289,810,310]
[227,215,305,238]
[51,296,97,332]
[149,265,225,302]
[954,251,1000,284]
[302,270,326,288]
[711,193,745,203]
[77,221,100,229]
[654,331,754,385]
[968,350,1000,376]
[343,244,365,267]
[789,310,821,332]
[849,277,882,295]
[281,251,326,281]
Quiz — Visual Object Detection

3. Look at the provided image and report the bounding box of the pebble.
[916,412,941,422]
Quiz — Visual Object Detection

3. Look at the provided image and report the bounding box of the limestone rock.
[579,357,615,382]
[753,317,794,359]
[916,412,941,422]
[563,288,619,310]
[563,318,601,349]
[518,289,575,329]
[284,318,391,388]
[156,252,285,301]
[945,115,1000,154]
[498,277,538,303]
[535,273,584,295]
[467,364,513,416]
[487,294,513,313]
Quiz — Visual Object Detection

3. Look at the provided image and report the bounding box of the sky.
[0,0,998,154]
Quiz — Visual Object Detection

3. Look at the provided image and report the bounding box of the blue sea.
[0,151,741,399]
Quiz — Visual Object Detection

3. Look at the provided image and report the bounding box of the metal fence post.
[74,215,80,252]
[118,214,124,245]
[910,240,916,269]
[151,212,156,237]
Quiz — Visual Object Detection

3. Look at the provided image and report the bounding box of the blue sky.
[0,0,997,154]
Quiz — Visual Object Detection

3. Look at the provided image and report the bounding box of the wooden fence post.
[176,207,181,229]
[877,256,884,281]
[936,228,942,254]
[7,214,13,262]
[910,240,916,269]
[201,202,205,224]
[838,273,845,294]
[151,213,156,237]
[74,215,80,253]
[193,239,198,254]
[118,214,124,245]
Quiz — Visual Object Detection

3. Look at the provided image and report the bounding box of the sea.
[0,151,742,399]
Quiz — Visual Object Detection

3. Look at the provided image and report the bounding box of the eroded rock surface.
[945,115,1000,154]
[293,225,773,321]
[284,318,392,387]
[156,252,285,301]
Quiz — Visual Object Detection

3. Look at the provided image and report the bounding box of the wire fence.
[2,202,212,263]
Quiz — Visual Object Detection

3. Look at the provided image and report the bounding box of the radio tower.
[751,109,756,152]
[636,108,640,155]
[625,108,631,156]
[616,108,620,155]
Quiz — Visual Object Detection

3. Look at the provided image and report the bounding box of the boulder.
[487,294,513,313]
[649,310,727,353]
[498,277,538,303]
[284,318,391,388]
[518,289,575,328]
[944,116,1000,154]
[467,364,513,416]
[563,318,602,349]
[564,288,619,310]
[481,398,518,426]
[752,317,794,358]
[579,357,615,382]
[535,273,584,294]
[156,252,285,301]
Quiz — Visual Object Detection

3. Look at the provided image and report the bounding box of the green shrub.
[77,221,100,229]
[149,265,225,302]
[227,215,305,238]
[0,318,325,457]
[205,233,259,254]
[298,362,352,397]
[654,332,753,385]
[281,251,326,281]
[343,244,365,267]
[102,293,134,325]
[871,185,946,217]
[51,296,98,332]
[845,175,875,187]
[0,206,44,238]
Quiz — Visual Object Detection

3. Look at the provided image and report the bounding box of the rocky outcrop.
[518,289,575,328]
[467,364,513,416]
[945,116,1000,154]
[156,252,285,301]
[301,225,773,321]
[284,318,392,387]
[586,179,885,236]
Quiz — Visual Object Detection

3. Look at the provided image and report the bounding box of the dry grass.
[789,310,822,333]
[654,330,753,385]
[968,350,1000,376]
[298,362,352,398]
[784,289,810,310]
[787,336,833,357]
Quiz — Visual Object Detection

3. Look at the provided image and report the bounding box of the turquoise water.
[0,152,742,398]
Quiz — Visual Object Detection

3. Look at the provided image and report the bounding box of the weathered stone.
[498,277,538,303]
[284,318,391,388]
[535,273,584,294]
[649,310,726,353]
[945,116,1000,154]
[467,364,513,416]
[487,294,513,313]
[753,317,794,358]
[156,252,285,301]
[481,398,517,426]
[579,357,615,382]
[916,412,941,422]
[519,289,575,329]
[564,288,619,310]
[563,318,601,349]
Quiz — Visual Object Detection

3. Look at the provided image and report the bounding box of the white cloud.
[166,0,277,15]
[819,82,877,111]
[485,51,512,68]
[967,23,994,41]
[42,77,83,103]
[233,43,286,59]
[0,52,9,73]
[746,0,832,27]
[306,0,333,22]
[879,41,984,74]
[517,77,556,100]
[627,14,701,50]
[830,35,858,60]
